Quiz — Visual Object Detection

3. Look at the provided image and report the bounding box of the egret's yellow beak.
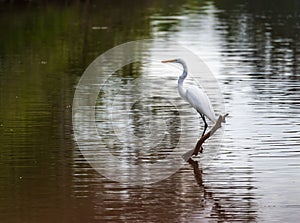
[162,59,176,63]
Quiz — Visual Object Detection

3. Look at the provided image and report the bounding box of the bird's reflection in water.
[187,158,228,221]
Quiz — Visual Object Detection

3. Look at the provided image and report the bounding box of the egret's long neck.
[178,62,188,100]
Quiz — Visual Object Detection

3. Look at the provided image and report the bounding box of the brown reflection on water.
[71,154,255,222]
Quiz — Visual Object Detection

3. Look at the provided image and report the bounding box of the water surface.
[1,0,300,222]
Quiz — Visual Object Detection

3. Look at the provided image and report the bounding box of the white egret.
[162,58,217,137]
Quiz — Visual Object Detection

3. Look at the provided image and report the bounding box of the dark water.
[1,0,300,222]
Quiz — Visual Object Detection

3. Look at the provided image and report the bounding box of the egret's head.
[161,58,180,63]
[161,58,187,69]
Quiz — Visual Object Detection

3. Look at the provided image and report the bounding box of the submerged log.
[182,114,229,162]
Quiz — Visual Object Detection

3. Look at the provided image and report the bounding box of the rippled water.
[1,0,300,222]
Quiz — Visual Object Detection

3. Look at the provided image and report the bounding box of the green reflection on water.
[0,1,195,222]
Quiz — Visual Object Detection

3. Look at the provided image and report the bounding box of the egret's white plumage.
[162,58,217,136]
[185,85,216,122]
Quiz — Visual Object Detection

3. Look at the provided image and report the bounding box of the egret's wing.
[185,85,216,122]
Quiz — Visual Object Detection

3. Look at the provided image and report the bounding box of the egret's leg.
[200,114,208,137]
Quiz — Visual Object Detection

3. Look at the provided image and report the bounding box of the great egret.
[162,58,217,137]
